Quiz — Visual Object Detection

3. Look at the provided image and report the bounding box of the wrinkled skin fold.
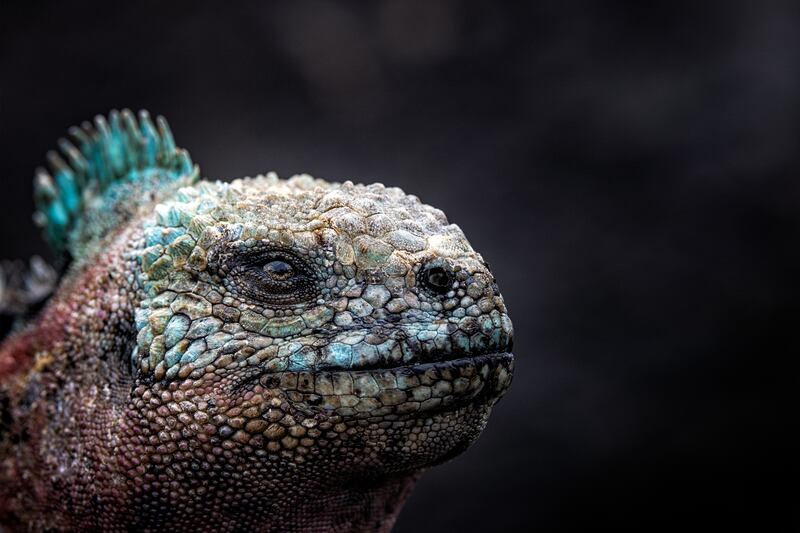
[0,111,513,532]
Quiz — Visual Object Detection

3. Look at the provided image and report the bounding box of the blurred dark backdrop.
[1,1,796,530]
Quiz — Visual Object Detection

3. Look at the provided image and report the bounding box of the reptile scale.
[0,111,514,532]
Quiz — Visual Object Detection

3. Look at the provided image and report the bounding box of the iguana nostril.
[421,264,454,294]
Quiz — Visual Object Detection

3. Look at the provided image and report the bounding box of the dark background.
[1,1,796,530]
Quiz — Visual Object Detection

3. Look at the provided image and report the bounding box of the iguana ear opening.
[33,109,199,263]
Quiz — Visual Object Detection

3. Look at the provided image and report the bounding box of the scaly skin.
[0,111,513,532]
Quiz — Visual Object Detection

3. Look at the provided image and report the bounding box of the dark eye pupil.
[264,260,294,280]
[425,266,452,292]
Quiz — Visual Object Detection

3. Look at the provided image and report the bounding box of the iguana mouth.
[252,352,514,417]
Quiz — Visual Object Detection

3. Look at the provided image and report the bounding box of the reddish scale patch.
[0,313,63,383]
[0,331,38,382]
[0,247,120,384]
[0,226,142,529]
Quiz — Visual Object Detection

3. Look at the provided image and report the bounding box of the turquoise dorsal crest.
[32,109,199,262]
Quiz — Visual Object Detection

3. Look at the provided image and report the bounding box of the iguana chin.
[0,110,514,532]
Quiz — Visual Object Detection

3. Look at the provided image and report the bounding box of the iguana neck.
[255,473,420,533]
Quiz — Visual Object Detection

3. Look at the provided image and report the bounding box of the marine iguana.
[0,110,514,532]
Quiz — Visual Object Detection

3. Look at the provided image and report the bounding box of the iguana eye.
[264,260,294,281]
[223,250,318,306]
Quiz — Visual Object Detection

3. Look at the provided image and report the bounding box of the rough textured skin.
[0,111,514,532]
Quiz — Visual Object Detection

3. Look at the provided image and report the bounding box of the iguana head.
[27,111,513,528]
[131,174,513,471]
